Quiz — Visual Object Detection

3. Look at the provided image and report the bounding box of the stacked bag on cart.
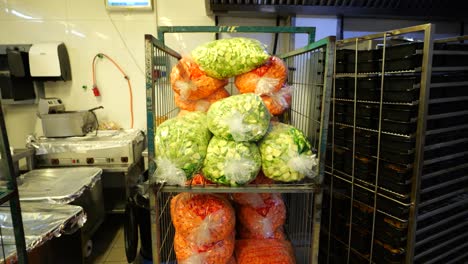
[171,193,236,264]
[155,37,321,263]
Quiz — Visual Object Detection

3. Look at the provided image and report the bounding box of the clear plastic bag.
[260,85,293,116]
[175,231,235,264]
[207,94,271,142]
[154,112,211,185]
[238,225,286,240]
[235,56,287,95]
[191,38,269,79]
[236,193,286,239]
[170,193,235,245]
[259,122,317,182]
[235,239,296,264]
[171,57,228,100]
[202,137,261,186]
[175,88,230,112]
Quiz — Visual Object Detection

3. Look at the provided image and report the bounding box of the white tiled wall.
[0,0,160,147]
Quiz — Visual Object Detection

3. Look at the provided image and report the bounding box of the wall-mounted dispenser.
[0,42,71,104]
[29,42,71,81]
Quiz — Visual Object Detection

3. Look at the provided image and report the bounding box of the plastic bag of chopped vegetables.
[175,88,230,112]
[203,137,261,186]
[235,239,296,264]
[170,57,228,100]
[175,231,235,264]
[170,193,235,245]
[236,193,286,239]
[235,56,287,95]
[261,85,293,116]
[154,112,211,186]
[259,122,317,182]
[207,94,271,142]
[192,37,269,79]
[238,225,286,240]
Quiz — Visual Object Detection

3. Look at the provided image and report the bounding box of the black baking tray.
[374,240,405,264]
[334,77,421,103]
[335,102,418,123]
[330,192,409,251]
[430,85,468,99]
[429,100,468,115]
[427,114,468,130]
[424,141,468,161]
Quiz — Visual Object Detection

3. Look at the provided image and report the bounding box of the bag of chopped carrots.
[236,193,286,239]
[261,85,292,116]
[238,225,286,240]
[175,88,230,112]
[171,57,228,100]
[235,239,296,264]
[235,56,287,95]
[175,231,235,264]
[170,193,235,245]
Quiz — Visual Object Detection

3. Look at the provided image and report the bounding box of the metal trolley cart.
[145,26,335,263]
[321,23,468,263]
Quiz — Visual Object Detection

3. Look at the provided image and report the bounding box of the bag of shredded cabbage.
[192,37,269,79]
[203,137,261,186]
[207,94,271,142]
[259,122,317,182]
[235,56,287,95]
[154,112,211,185]
[171,57,228,100]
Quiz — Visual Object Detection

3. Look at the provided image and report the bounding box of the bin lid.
[0,202,85,261]
[17,167,102,203]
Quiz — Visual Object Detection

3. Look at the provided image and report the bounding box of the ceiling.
[207,0,468,20]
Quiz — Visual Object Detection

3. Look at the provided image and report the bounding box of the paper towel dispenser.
[29,42,71,81]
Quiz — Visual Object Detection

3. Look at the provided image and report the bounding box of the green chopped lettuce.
[203,137,261,186]
[154,112,211,185]
[259,122,317,182]
[207,94,271,142]
[192,37,269,79]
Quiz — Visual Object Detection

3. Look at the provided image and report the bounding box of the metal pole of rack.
[405,23,434,264]
[310,36,335,264]
[0,101,27,263]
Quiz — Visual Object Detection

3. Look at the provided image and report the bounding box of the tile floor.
[86,215,137,264]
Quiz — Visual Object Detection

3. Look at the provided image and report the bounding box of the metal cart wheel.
[85,239,93,258]
[125,201,138,263]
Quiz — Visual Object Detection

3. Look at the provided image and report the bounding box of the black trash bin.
[125,171,152,263]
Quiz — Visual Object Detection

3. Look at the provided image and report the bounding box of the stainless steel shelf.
[415,232,468,262]
[333,97,419,106]
[420,175,468,195]
[430,81,468,88]
[429,96,468,104]
[422,163,468,181]
[426,243,468,264]
[417,197,468,222]
[335,70,419,78]
[432,66,468,72]
[415,221,468,247]
[424,138,468,151]
[427,110,468,120]
[416,209,468,236]
[334,122,413,138]
[432,50,468,55]
[423,151,468,166]
[419,189,467,208]
[425,124,468,136]
[154,182,320,193]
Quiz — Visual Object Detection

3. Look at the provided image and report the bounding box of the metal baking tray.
[17,167,102,204]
